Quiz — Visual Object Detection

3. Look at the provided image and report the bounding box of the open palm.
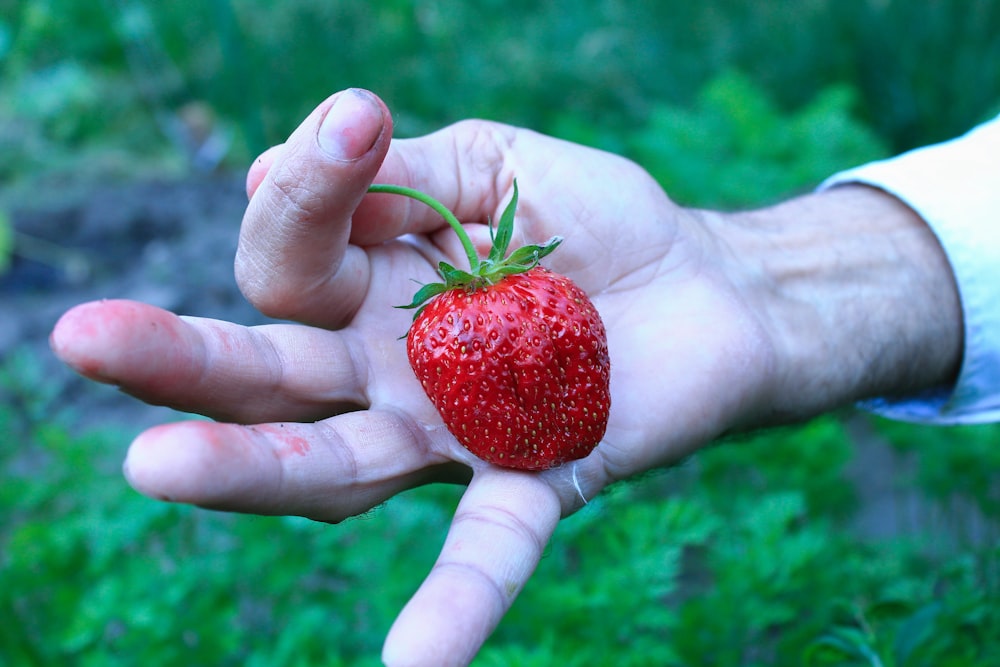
[52,89,774,666]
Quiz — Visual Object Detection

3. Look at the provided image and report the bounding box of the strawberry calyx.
[367,180,562,316]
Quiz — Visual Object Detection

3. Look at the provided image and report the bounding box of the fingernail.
[318,89,383,161]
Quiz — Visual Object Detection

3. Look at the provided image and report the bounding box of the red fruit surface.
[407,266,610,470]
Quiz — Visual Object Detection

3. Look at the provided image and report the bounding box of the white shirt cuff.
[819,115,1000,424]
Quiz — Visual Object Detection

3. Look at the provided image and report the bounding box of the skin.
[50,88,962,666]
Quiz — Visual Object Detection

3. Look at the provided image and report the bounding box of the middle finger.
[52,300,376,423]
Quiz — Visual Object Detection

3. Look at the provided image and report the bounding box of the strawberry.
[368,181,610,470]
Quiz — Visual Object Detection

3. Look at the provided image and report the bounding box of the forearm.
[717,184,963,427]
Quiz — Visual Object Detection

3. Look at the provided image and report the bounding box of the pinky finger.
[246,144,285,200]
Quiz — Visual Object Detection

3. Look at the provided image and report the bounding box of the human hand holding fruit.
[49,89,781,666]
[52,88,958,666]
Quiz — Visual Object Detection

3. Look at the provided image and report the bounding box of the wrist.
[716,185,963,427]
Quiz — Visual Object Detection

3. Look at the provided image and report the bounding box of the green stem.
[367,183,480,272]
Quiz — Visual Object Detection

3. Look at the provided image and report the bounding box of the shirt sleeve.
[819,114,1000,425]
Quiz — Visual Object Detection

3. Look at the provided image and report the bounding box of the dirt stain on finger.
[254,423,312,459]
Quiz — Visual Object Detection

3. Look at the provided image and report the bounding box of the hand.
[50,88,960,666]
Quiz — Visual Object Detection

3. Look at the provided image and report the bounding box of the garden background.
[2,1,999,665]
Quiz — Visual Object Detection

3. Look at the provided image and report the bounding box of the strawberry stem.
[370,180,561,317]
[367,183,480,273]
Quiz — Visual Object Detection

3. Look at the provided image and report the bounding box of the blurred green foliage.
[2,0,999,186]
[3,346,998,665]
[0,209,13,273]
[624,71,887,207]
[3,1,1000,665]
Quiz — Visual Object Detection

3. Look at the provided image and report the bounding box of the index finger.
[50,299,371,424]
[122,412,467,521]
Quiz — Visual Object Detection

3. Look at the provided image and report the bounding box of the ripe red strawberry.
[368,180,610,470]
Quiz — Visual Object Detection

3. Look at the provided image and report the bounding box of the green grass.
[3,349,999,665]
[2,1,999,186]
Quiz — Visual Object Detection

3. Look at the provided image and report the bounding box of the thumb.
[236,88,392,327]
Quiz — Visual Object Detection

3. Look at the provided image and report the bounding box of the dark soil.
[1,174,273,433]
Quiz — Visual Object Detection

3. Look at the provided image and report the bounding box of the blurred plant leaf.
[804,626,883,667]
[0,209,12,274]
[627,70,888,209]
